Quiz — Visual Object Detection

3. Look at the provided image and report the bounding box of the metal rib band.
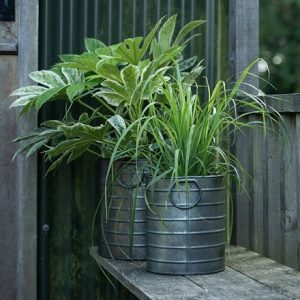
[100,242,146,248]
[146,228,225,235]
[148,201,226,207]
[147,242,225,250]
[148,186,225,192]
[146,215,225,221]
[147,256,225,264]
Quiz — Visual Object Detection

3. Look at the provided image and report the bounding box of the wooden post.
[229,0,259,86]
[229,0,259,247]
[17,0,38,299]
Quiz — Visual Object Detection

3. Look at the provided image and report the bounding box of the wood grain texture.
[91,246,300,300]
[15,0,39,300]
[235,111,300,271]
[227,246,300,299]
[229,0,259,88]
[0,55,18,300]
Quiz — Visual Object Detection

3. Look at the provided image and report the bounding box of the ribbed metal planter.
[99,159,147,260]
[146,175,226,275]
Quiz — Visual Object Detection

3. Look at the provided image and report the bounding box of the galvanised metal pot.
[146,175,226,275]
[99,159,147,260]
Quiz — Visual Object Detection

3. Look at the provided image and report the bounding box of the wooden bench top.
[90,246,300,300]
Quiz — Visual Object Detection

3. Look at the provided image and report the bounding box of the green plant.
[10,15,204,170]
[106,60,283,243]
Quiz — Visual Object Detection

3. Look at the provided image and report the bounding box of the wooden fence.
[235,93,300,270]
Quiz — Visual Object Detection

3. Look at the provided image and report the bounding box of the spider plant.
[107,59,283,244]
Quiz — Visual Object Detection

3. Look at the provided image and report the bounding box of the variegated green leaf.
[85,38,106,53]
[66,83,85,102]
[10,86,47,97]
[35,87,64,109]
[121,65,140,95]
[96,63,122,83]
[101,80,127,98]
[59,123,105,140]
[62,67,83,85]
[173,20,205,46]
[29,70,66,88]
[94,90,124,107]
[107,115,126,135]
[10,95,37,108]
[158,14,177,51]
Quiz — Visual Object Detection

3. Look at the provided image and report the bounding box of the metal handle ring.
[169,179,202,210]
[116,162,145,189]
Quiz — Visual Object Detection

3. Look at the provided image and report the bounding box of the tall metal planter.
[99,159,147,260]
[146,175,226,275]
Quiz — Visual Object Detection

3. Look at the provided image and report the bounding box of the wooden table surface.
[90,246,300,300]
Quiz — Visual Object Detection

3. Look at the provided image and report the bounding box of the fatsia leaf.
[154,46,182,66]
[35,87,64,109]
[96,63,122,83]
[113,37,144,65]
[29,70,66,88]
[182,61,205,84]
[85,38,106,53]
[10,95,37,108]
[179,56,198,71]
[46,139,79,157]
[101,80,127,98]
[95,47,112,57]
[158,14,177,51]
[107,115,126,135]
[59,123,105,140]
[120,65,139,95]
[26,138,49,158]
[59,54,79,62]
[94,90,124,107]
[66,83,85,102]
[173,20,205,46]
[62,67,83,85]
[113,18,162,65]
[66,143,91,163]
[150,38,161,59]
[10,86,47,97]
[79,113,90,124]
[41,120,63,128]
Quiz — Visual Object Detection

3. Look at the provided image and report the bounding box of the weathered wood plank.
[187,266,289,300]
[90,248,211,300]
[91,246,300,300]
[238,94,300,113]
[282,115,298,268]
[227,246,300,299]
[15,1,39,300]
[229,0,259,88]
[250,116,265,255]
[0,55,18,300]
[266,122,284,263]
[235,118,251,248]
[296,114,300,271]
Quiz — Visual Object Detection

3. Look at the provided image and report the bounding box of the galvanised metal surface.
[146,175,226,275]
[99,160,147,260]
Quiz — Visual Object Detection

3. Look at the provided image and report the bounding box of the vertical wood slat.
[235,118,251,248]
[251,117,266,255]
[267,121,284,263]
[282,115,298,268]
[229,0,259,88]
[17,0,39,300]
